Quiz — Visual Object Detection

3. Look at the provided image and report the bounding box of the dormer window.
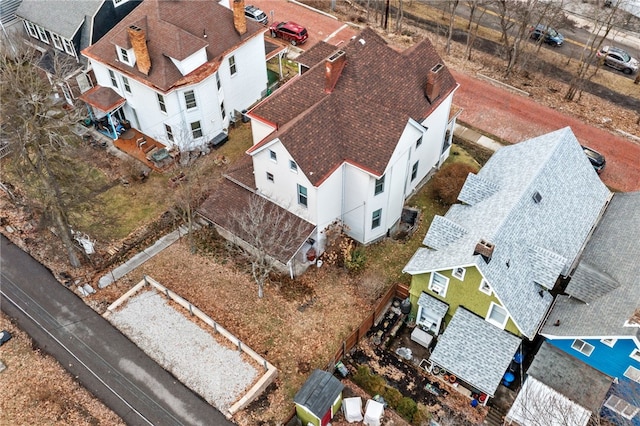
[117,46,134,66]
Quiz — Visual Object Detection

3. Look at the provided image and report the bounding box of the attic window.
[532,191,542,203]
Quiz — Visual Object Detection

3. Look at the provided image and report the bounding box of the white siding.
[169,48,207,76]
[250,118,276,145]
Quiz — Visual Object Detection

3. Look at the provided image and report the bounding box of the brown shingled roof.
[82,0,266,92]
[249,27,457,186]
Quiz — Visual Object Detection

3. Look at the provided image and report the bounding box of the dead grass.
[0,313,126,426]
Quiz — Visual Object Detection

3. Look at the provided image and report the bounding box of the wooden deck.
[114,128,176,173]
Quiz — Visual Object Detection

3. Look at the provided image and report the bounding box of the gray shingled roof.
[527,342,612,411]
[17,0,101,39]
[430,307,521,396]
[418,292,449,319]
[249,28,457,186]
[294,369,344,418]
[404,127,611,339]
[542,191,640,338]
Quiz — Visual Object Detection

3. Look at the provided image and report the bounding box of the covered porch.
[78,85,128,140]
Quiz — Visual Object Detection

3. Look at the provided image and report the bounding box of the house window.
[184,90,197,109]
[108,69,118,88]
[119,47,129,64]
[442,129,452,154]
[24,21,38,38]
[157,93,166,113]
[122,76,131,93]
[165,124,174,142]
[601,338,617,347]
[62,38,75,56]
[372,209,382,229]
[112,0,128,6]
[290,160,298,172]
[297,184,308,207]
[51,33,63,50]
[215,72,221,90]
[411,161,419,181]
[605,395,639,420]
[269,150,277,162]
[416,135,423,148]
[374,175,385,195]
[229,55,237,75]
[220,101,226,120]
[36,25,49,44]
[190,121,202,139]
[487,302,508,328]
[266,172,274,182]
[429,272,449,297]
[625,366,640,383]
[631,349,640,362]
[571,339,594,356]
[479,279,492,295]
[452,267,465,280]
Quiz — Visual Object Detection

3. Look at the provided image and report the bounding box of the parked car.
[529,24,564,47]
[269,21,308,45]
[581,145,606,174]
[244,5,268,25]
[0,330,12,346]
[596,46,639,75]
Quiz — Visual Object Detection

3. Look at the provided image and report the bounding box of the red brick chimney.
[233,0,247,36]
[324,50,346,93]
[127,25,151,75]
[425,63,444,103]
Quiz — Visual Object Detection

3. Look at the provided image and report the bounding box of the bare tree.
[445,0,460,55]
[229,194,313,298]
[1,45,84,267]
[464,0,489,61]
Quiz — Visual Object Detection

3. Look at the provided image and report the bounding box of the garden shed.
[294,369,344,426]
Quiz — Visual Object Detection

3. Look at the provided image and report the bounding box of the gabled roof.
[249,28,457,186]
[294,369,344,417]
[527,342,612,412]
[404,128,612,339]
[17,0,102,39]
[82,0,265,92]
[542,191,640,339]
[430,307,521,396]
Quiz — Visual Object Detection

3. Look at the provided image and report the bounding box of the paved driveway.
[0,235,233,426]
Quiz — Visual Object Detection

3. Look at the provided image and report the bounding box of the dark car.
[0,330,12,346]
[596,46,639,75]
[245,5,268,25]
[582,145,606,174]
[269,21,308,45]
[529,24,564,47]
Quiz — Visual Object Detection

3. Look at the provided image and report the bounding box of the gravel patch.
[108,289,258,413]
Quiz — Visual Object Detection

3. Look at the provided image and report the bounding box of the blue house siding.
[546,337,640,379]
[602,378,640,426]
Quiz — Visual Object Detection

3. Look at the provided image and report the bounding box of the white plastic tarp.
[342,397,363,423]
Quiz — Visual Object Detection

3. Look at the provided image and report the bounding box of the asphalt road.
[0,235,233,426]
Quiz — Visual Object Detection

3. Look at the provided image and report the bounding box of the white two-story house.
[81,0,268,150]
[246,28,459,247]
[197,28,459,276]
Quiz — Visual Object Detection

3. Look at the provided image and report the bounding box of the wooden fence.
[326,282,410,370]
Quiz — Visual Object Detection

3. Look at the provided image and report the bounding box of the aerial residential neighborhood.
[1,1,639,426]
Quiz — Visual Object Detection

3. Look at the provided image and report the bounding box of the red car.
[269,21,308,45]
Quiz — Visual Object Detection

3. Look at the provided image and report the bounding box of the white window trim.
[428,272,449,297]
[36,25,49,44]
[122,76,131,94]
[266,172,274,182]
[24,21,38,38]
[601,338,617,348]
[184,90,197,110]
[269,150,277,162]
[112,0,129,6]
[486,302,508,329]
[571,339,595,357]
[452,267,465,281]
[157,93,167,114]
[164,124,173,142]
[605,395,639,420]
[229,55,237,75]
[372,209,382,229]
[630,349,640,362]
[108,69,118,88]
[297,184,308,207]
[479,279,492,295]
[62,38,75,56]
[626,365,640,383]
[190,121,202,139]
[51,33,63,50]
[289,160,298,173]
[118,47,132,66]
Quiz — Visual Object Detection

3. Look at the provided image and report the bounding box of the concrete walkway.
[98,224,194,288]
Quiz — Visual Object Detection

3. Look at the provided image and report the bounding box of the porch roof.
[417,292,448,320]
[78,85,126,114]
[430,307,521,396]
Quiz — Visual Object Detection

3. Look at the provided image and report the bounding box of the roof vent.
[473,239,494,263]
[532,191,542,203]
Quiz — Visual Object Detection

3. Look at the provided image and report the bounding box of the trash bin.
[241,109,250,123]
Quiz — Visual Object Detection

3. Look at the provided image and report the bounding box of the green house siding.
[295,405,320,426]
[409,267,521,337]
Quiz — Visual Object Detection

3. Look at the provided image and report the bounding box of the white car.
[596,46,639,75]
[245,5,268,25]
